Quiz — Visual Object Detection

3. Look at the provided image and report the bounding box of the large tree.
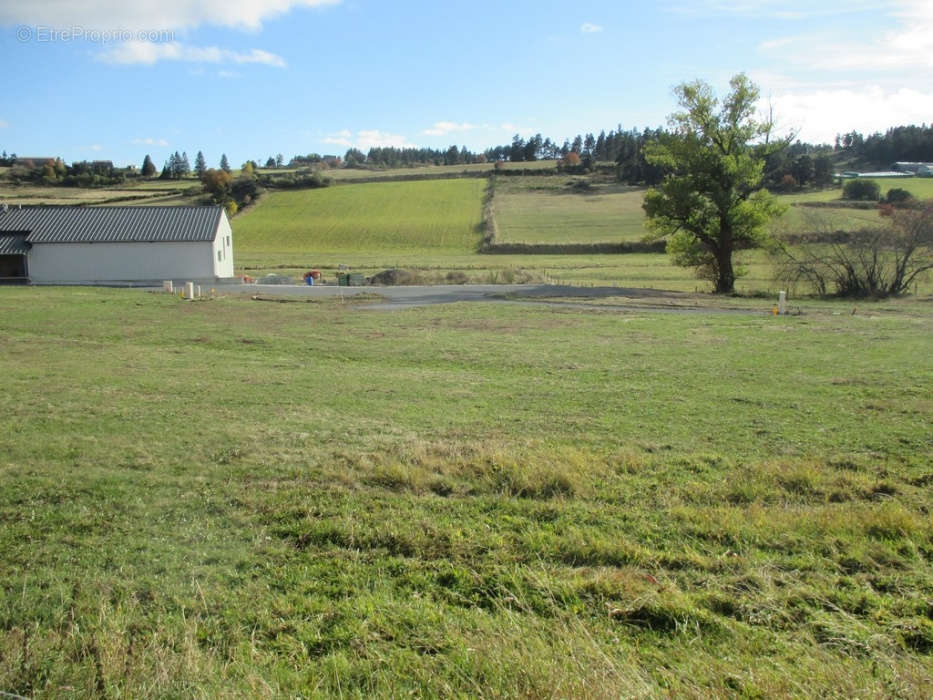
[194,150,207,177]
[141,154,156,177]
[643,74,786,293]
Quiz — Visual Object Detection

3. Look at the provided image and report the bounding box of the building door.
[0,254,27,283]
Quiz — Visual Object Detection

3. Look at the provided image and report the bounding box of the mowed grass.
[1,287,931,697]
[781,177,933,203]
[234,179,486,264]
[493,177,933,247]
[494,177,649,244]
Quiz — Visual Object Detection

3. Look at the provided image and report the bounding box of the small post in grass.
[778,290,787,316]
[186,281,194,301]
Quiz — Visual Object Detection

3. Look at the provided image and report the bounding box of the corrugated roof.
[0,234,29,255]
[0,206,224,244]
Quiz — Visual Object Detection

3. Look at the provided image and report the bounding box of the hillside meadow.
[233,178,486,263]
[230,174,933,294]
[491,177,933,246]
[0,287,931,697]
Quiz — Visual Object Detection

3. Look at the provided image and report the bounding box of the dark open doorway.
[0,254,27,283]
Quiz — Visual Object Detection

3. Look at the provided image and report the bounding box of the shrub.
[775,201,933,297]
[779,174,798,192]
[842,179,881,201]
[885,187,914,205]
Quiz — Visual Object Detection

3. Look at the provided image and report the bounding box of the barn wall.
[28,241,217,283]
[212,213,235,277]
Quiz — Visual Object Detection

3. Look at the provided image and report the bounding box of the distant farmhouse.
[0,206,234,284]
[893,162,933,176]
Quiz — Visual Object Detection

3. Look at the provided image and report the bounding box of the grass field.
[494,178,649,244]
[492,177,933,247]
[0,287,930,696]
[234,179,486,265]
[231,177,784,292]
[0,177,203,207]
[229,176,933,294]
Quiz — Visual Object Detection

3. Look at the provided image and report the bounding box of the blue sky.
[0,1,931,168]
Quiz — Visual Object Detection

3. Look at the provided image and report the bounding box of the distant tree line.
[5,157,125,187]
[6,122,933,194]
[835,125,933,166]
[763,143,835,191]
[288,154,342,169]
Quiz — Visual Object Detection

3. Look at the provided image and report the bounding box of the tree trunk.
[715,246,735,294]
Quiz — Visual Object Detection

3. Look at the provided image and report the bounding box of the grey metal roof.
[0,234,28,255]
[0,206,224,244]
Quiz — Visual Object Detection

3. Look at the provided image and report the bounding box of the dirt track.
[233,282,769,315]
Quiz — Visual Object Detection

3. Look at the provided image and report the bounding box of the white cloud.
[82,144,103,151]
[0,0,341,32]
[758,0,933,72]
[762,86,933,145]
[100,40,286,67]
[322,129,353,147]
[132,137,169,146]
[0,119,7,128]
[423,121,478,136]
[323,129,416,150]
[580,22,603,33]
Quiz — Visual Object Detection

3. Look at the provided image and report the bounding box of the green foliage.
[885,187,914,204]
[194,150,207,177]
[200,168,232,196]
[141,154,157,177]
[643,74,788,292]
[843,178,881,201]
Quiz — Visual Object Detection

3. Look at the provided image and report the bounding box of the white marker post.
[163,280,173,293]
[186,282,194,301]
[778,290,787,316]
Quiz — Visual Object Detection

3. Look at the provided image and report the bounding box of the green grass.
[492,177,933,248]
[0,287,931,696]
[495,178,649,244]
[0,177,203,206]
[234,179,486,264]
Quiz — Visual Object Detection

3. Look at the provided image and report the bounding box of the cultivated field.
[231,177,778,291]
[494,177,648,244]
[0,177,203,207]
[492,177,933,247]
[233,178,486,265]
[1,287,930,696]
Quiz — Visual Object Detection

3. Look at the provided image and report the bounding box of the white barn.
[0,206,234,284]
